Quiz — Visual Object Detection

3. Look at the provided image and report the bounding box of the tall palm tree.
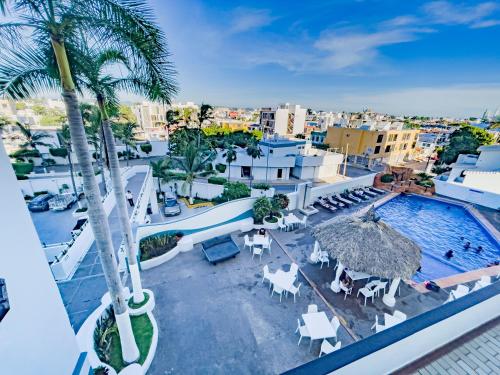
[15,122,51,166]
[246,139,263,188]
[114,122,138,167]
[222,142,237,181]
[173,142,214,204]
[58,124,81,205]
[197,103,213,147]
[150,158,173,197]
[165,109,178,154]
[0,0,177,363]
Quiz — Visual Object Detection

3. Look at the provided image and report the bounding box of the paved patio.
[140,231,355,375]
[57,173,146,331]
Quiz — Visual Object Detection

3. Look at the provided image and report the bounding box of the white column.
[310,241,320,263]
[330,261,345,293]
[149,185,159,214]
[383,277,401,307]
[115,311,140,363]
[130,263,145,304]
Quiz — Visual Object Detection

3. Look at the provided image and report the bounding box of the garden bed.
[95,310,154,373]
[139,233,181,262]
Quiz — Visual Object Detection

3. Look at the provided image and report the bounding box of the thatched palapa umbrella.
[312,207,421,307]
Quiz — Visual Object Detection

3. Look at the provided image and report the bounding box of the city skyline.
[146,0,500,117]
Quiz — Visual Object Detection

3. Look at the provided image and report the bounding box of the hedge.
[380,174,394,183]
[49,147,68,158]
[9,149,40,158]
[208,176,227,185]
[140,143,152,154]
[12,162,34,175]
[215,163,226,173]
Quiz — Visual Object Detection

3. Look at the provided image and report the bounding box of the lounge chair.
[369,186,385,194]
[352,189,370,201]
[319,340,341,357]
[362,188,377,197]
[314,198,337,212]
[444,284,469,303]
[327,196,345,208]
[471,276,491,292]
[334,193,354,206]
[343,191,362,203]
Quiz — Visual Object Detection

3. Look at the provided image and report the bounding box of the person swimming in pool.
[445,250,454,258]
[464,241,471,249]
[476,245,483,253]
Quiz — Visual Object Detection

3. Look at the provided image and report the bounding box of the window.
[374,145,381,154]
[277,168,283,179]
[385,145,391,153]
[376,134,383,143]
[0,278,9,323]
[241,166,251,178]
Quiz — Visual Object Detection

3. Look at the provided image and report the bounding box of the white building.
[0,144,90,375]
[132,101,169,140]
[259,103,307,136]
[434,145,500,209]
[213,136,344,182]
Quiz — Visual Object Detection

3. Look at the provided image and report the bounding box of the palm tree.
[114,122,138,167]
[173,142,214,204]
[246,139,263,188]
[0,0,177,363]
[15,122,52,167]
[222,142,237,181]
[58,124,81,205]
[165,109,179,154]
[82,105,107,195]
[197,103,213,147]
[150,158,173,198]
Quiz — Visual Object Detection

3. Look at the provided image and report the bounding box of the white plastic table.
[253,235,269,247]
[346,269,371,281]
[273,269,295,291]
[301,311,336,348]
[285,214,300,230]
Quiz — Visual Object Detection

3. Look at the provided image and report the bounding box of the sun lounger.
[352,190,370,201]
[334,193,354,206]
[362,188,377,198]
[315,198,337,212]
[471,276,491,292]
[444,284,469,303]
[327,196,345,208]
[344,192,362,203]
[369,187,385,194]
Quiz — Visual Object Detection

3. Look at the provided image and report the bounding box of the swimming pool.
[375,194,500,283]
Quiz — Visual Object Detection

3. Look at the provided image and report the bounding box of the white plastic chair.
[271,284,284,302]
[278,217,287,232]
[252,246,263,261]
[357,287,376,306]
[244,235,253,251]
[373,281,387,297]
[319,254,330,269]
[307,304,318,313]
[290,263,299,278]
[471,276,491,292]
[261,265,274,290]
[289,282,302,303]
[371,315,386,333]
[445,284,470,303]
[300,216,308,228]
[319,340,341,357]
[330,316,340,342]
[263,238,273,254]
[393,310,407,321]
[295,319,310,346]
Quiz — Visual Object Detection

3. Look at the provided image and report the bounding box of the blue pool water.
[375,195,500,283]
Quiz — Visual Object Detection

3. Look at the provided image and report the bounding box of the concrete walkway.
[57,173,146,332]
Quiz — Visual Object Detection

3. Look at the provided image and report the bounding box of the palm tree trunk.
[98,97,144,304]
[51,37,139,363]
[228,162,231,181]
[67,148,81,208]
[250,157,254,188]
[98,126,108,195]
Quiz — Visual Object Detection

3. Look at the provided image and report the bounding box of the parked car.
[48,193,77,211]
[163,194,181,216]
[28,193,54,212]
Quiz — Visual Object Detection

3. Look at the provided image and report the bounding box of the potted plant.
[72,205,88,218]
[251,182,275,198]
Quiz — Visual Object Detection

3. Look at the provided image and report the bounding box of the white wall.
[434,179,500,209]
[476,149,499,169]
[309,173,377,204]
[19,174,84,196]
[330,291,499,375]
[159,179,224,200]
[0,144,89,375]
[463,171,500,192]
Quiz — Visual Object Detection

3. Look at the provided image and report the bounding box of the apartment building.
[259,103,306,136]
[324,127,420,167]
[132,101,169,140]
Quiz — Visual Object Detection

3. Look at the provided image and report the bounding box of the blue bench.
[201,235,240,264]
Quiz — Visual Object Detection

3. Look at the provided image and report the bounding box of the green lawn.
[128,292,150,309]
[104,313,154,372]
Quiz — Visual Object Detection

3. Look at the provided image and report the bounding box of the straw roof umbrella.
[312,207,421,307]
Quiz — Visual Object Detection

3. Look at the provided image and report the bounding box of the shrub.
[416,180,434,188]
[380,174,394,183]
[93,306,117,366]
[313,143,329,150]
[9,149,40,158]
[34,191,48,196]
[215,163,226,173]
[253,197,272,224]
[417,172,431,180]
[166,172,187,181]
[208,176,227,185]
[139,143,152,155]
[12,162,34,175]
[75,207,88,213]
[252,183,270,190]
[93,367,109,375]
[273,193,290,210]
[42,158,56,166]
[139,233,179,261]
[24,194,33,201]
[264,215,278,223]
[215,181,250,203]
[432,165,451,175]
[16,174,28,180]
[49,147,68,158]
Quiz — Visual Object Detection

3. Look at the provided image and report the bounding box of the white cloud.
[229,8,276,33]
[423,1,499,28]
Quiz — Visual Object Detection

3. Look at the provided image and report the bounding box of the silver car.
[163,194,181,216]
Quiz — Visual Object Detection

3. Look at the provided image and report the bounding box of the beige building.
[324,127,420,167]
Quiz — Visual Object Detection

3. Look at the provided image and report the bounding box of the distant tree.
[113,122,138,166]
[246,139,262,188]
[222,142,237,181]
[438,126,494,164]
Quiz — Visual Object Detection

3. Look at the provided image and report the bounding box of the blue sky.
[148,0,500,117]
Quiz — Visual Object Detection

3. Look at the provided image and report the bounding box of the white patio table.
[284,213,300,231]
[301,311,336,349]
[273,269,295,291]
[253,235,270,247]
[346,269,371,281]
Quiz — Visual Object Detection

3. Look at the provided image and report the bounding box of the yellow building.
[324,127,420,167]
